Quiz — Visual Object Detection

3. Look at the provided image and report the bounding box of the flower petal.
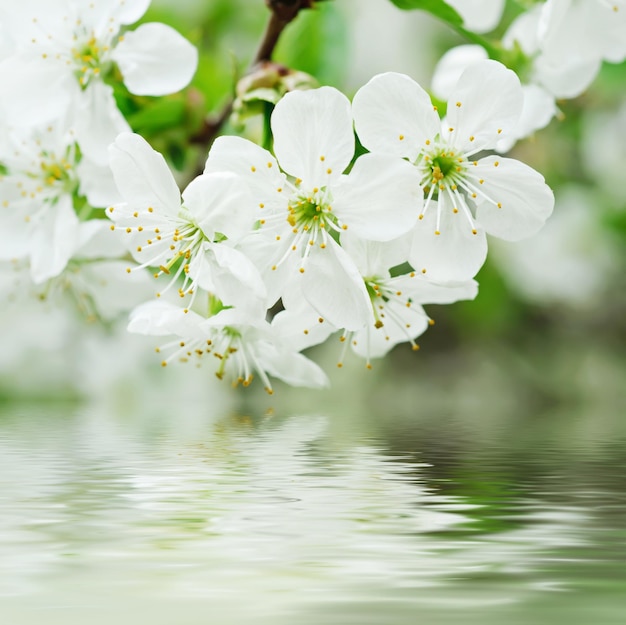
[352,300,429,359]
[272,292,335,352]
[77,157,121,208]
[75,81,131,166]
[108,132,181,214]
[112,22,198,96]
[445,60,523,153]
[333,153,421,241]
[271,86,354,187]
[352,72,439,161]
[204,136,288,214]
[431,45,488,101]
[341,234,412,277]
[30,196,81,283]
[409,208,488,281]
[188,242,267,311]
[299,240,371,331]
[182,172,255,243]
[261,343,330,389]
[473,156,554,241]
[128,299,207,338]
[496,84,557,152]
[0,58,74,126]
[113,0,151,24]
[391,274,479,305]
[445,0,505,33]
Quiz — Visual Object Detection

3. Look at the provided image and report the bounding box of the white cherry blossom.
[205,86,422,330]
[128,300,329,393]
[338,237,477,363]
[352,61,554,282]
[0,0,197,163]
[107,133,265,311]
[431,45,558,151]
[504,0,626,100]
[272,236,478,368]
[0,122,117,283]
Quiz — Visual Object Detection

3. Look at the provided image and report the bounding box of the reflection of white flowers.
[353,61,554,282]
[0,0,197,162]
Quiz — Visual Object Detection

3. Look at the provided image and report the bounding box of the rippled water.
[1,397,625,625]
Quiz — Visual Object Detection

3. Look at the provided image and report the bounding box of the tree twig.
[190,0,312,152]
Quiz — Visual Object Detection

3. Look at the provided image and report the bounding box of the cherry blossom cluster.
[106,60,554,392]
[0,0,572,393]
[433,0,626,150]
[0,0,197,285]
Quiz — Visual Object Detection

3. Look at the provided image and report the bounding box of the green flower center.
[71,35,112,88]
[288,190,338,232]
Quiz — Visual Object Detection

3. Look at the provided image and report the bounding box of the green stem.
[450,24,502,60]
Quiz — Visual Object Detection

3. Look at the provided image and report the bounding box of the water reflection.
[2,405,623,624]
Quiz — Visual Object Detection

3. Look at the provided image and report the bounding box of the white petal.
[113,0,151,24]
[352,301,429,359]
[74,220,127,259]
[188,242,267,311]
[76,157,121,208]
[300,240,371,330]
[534,55,600,99]
[204,136,288,213]
[0,199,30,260]
[341,234,412,277]
[128,300,207,338]
[445,0,505,33]
[473,156,554,241]
[108,132,181,214]
[0,58,74,126]
[445,60,523,153]
[236,231,293,307]
[391,274,479,305]
[182,172,255,243]
[261,343,330,389]
[77,259,155,320]
[431,45,488,101]
[271,293,335,352]
[503,6,542,54]
[409,207,487,281]
[112,23,198,96]
[30,196,81,283]
[352,72,439,161]
[75,81,131,166]
[333,153,421,241]
[496,84,557,152]
[271,87,354,187]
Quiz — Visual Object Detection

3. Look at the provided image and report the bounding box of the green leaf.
[127,98,187,133]
[387,0,463,26]
[274,2,349,87]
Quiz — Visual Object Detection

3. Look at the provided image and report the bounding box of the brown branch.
[254,0,311,64]
[190,0,313,152]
